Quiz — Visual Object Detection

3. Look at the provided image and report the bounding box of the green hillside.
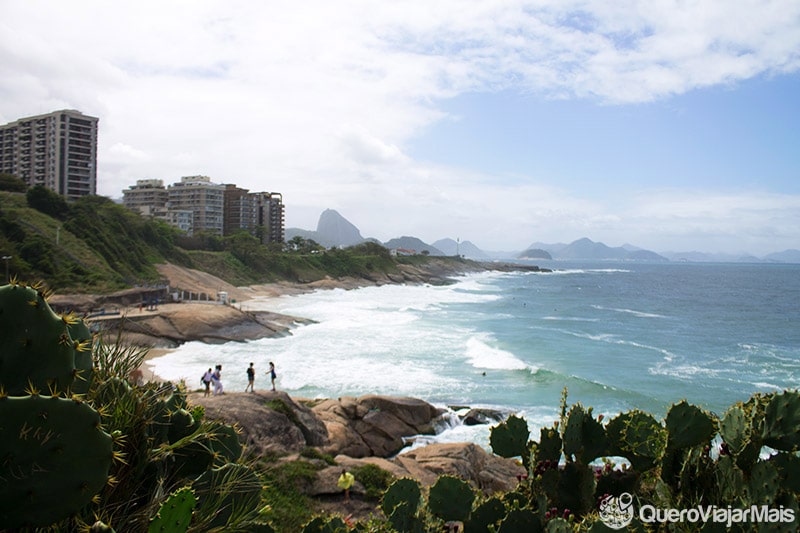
[0,189,191,291]
[1,187,455,293]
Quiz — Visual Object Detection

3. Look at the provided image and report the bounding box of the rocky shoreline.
[50,259,542,518]
[188,391,524,505]
[53,259,548,349]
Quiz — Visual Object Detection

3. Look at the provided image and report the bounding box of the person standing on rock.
[267,361,277,391]
[245,362,255,393]
[337,469,355,503]
[212,364,224,395]
[202,368,213,397]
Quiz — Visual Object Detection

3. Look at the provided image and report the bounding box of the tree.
[26,185,70,220]
[286,236,323,253]
[0,173,26,192]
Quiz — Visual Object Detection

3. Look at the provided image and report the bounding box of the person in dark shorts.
[268,361,277,391]
[245,362,255,392]
[201,368,213,397]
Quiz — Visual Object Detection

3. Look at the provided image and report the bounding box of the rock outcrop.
[190,391,328,456]
[187,391,524,496]
[312,395,444,458]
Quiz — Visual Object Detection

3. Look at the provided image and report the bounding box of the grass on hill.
[1,189,474,293]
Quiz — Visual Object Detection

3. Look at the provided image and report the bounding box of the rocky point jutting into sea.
[46,259,544,517]
[49,259,548,348]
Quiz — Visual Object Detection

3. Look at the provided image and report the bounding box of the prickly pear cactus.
[490,415,530,465]
[545,517,572,533]
[381,477,422,532]
[606,410,665,471]
[464,497,506,532]
[762,390,800,450]
[498,508,541,533]
[719,404,750,455]
[149,486,196,533]
[664,400,716,450]
[381,477,421,516]
[562,404,608,463]
[534,426,562,464]
[0,283,81,395]
[0,394,113,528]
[428,475,475,522]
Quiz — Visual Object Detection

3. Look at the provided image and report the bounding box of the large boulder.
[312,395,444,457]
[190,391,328,456]
[399,442,525,493]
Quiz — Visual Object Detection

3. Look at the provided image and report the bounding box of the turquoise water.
[149,261,800,444]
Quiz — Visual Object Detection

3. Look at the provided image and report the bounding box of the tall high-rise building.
[0,109,98,199]
[260,192,285,244]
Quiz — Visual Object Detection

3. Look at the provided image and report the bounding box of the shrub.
[352,463,395,500]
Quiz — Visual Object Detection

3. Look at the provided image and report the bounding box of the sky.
[2,0,799,255]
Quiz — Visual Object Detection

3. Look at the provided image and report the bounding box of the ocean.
[148,261,800,448]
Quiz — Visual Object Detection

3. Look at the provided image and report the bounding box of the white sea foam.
[146,262,800,449]
[592,305,666,318]
[149,274,505,399]
[547,268,631,275]
[464,335,534,372]
[752,382,783,390]
[542,316,600,322]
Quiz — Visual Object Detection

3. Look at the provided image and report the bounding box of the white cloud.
[1,1,799,253]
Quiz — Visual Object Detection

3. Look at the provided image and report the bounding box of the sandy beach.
[76,261,453,381]
[56,259,533,382]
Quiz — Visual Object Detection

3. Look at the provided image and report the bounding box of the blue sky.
[1,1,799,255]
[412,75,800,195]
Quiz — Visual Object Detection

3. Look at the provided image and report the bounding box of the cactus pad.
[428,475,475,522]
[149,486,196,533]
[665,400,715,450]
[381,477,421,519]
[490,415,530,462]
[762,390,800,450]
[0,284,78,395]
[0,394,113,528]
[498,508,542,533]
[562,404,609,463]
[464,497,506,532]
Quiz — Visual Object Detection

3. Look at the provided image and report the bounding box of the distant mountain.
[527,238,668,261]
[762,249,800,263]
[518,248,552,260]
[285,209,366,248]
[316,209,365,247]
[384,236,443,256]
[660,251,765,263]
[432,238,490,259]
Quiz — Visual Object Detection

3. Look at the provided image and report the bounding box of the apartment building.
[0,109,98,199]
[260,192,285,244]
[123,179,169,212]
[223,185,285,244]
[122,176,284,242]
[167,176,225,236]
